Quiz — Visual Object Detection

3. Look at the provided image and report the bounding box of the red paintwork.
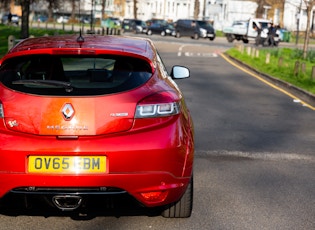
[0,35,194,208]
[1,35,156,71]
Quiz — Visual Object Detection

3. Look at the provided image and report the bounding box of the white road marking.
[177,44,219,57]
[183,52,218,57]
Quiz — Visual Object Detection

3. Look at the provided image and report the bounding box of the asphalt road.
[0,35,314,230]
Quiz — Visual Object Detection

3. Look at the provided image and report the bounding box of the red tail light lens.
[140,190,169,202]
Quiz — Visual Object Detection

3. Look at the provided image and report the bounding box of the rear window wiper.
[12,80,73,92]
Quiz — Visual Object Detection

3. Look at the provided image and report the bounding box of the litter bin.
[281,30,291,42]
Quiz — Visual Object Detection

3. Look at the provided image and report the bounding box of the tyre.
[147,30,152,35]
[161,175,193,218]
[175,32,181,38]
[161,31,166,36]
[262,38,268,46]
[226,34,234,42]
[193,33,199,39]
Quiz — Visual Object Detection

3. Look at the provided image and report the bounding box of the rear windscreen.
[0,54,152,96]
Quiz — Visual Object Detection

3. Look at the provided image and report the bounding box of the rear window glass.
[0,54,152,96]
[197,21,214,29]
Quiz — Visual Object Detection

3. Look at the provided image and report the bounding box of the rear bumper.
[205,33,215,39]
[0,172,190,207]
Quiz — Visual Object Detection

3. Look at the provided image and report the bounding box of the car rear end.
[197,20,216,40]
[0,35,194,217]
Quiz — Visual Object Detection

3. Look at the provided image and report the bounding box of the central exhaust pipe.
[52,195,82,211]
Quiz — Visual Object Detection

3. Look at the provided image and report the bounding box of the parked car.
[56,15,69,23]
[121,19,134,32]
[1,13,19,25]
[34,15,48,23]
[101,17,121,28]
[134,19,148,33]
[146,19,168,26]
[80,16,91,24]
[147,23,176,36]
[122,19,148,34]
[174,19,216,40]
[0,34,194,218]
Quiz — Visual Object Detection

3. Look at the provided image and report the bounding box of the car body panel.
[4,35,156,62]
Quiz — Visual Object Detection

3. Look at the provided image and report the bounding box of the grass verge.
[225,45,315,95]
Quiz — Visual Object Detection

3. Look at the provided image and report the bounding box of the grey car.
[174,19,216,40]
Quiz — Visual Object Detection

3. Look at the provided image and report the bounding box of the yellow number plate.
[28,156,106,174]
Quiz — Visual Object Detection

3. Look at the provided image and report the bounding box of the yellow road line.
[220,53,315,111]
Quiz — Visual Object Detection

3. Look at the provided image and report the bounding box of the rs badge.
[8,120,18,127]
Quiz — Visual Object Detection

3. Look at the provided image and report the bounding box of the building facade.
[0,0,313,32]
[122,0,311,31]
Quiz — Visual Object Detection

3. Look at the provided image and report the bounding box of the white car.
[56,16,69,24]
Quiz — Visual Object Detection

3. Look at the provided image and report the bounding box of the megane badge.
[61,103,75,120]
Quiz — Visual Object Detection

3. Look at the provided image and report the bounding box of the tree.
[133,0,137,19]
[101,0,106,19]
[255,0,267,18]
[0,0,11,11]
[20,0,31,38]
[302,0,315,59]
[194,0,200,20]
[69,0,77,22]
[46,0,60,22]
[251,0,285,26]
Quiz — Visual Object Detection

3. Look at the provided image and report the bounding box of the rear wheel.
[161,31,166,36]
[175,32,181,38]
[193,33,199,39]
[226,34,234,42]
[242,39,249,43]
[161,175,193,218]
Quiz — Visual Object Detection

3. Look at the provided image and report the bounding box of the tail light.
[135,91,181,118]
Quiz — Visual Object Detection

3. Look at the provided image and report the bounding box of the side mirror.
[171,66,190,79]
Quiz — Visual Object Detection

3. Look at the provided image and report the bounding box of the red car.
[0,34,194,217]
